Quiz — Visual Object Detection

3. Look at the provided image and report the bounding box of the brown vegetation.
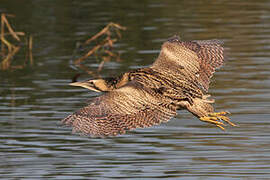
[0,13,33,70]
[73,22,126,73]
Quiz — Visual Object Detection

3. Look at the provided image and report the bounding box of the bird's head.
[69,73,129,92]
[69,79,109,92]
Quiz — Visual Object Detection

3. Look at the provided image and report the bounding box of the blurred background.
[1,0,270,179]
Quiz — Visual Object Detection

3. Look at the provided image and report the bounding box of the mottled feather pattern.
[62,36,229,136]
[180,40,225,91]
[62,82,177,136]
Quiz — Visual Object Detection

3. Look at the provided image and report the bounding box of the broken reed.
[0,13,33,70]
[74,22,126,72]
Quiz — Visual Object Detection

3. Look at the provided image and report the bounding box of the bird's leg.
[182,97,236,130]
[199,111,236,130]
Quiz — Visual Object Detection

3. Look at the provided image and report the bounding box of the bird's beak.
[69,81,101,92]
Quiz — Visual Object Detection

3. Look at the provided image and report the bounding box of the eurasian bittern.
[62,36,236,137]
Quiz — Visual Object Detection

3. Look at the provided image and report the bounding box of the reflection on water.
[1,0,270,179]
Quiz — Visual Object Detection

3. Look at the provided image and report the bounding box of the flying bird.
[62,36,236,137]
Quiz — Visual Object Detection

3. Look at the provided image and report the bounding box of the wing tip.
[62,114,74,126]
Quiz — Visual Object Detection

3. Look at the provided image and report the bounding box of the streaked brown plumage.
[63,36,236,137]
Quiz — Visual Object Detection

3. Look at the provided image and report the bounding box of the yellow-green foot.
[199,111,236,130]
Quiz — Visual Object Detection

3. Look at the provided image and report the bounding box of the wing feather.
[151,37,226,92]
[62,82,177,137]
[180,39,225,91]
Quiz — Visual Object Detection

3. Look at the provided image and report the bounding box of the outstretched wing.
[62,82,177,137]
[151,36,226,92]
[182,39,225,91]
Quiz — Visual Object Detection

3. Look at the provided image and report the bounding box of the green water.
[1,0,270,179]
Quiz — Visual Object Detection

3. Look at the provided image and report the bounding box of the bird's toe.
[199,111,236,130]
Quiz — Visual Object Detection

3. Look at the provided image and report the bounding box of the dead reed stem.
[1,14,21,41]
[73,22,126,74]
[1,14,5,56]
[29,35,33,65]
[0,13,33,70]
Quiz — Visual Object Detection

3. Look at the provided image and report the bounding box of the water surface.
[1,0,270,179]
